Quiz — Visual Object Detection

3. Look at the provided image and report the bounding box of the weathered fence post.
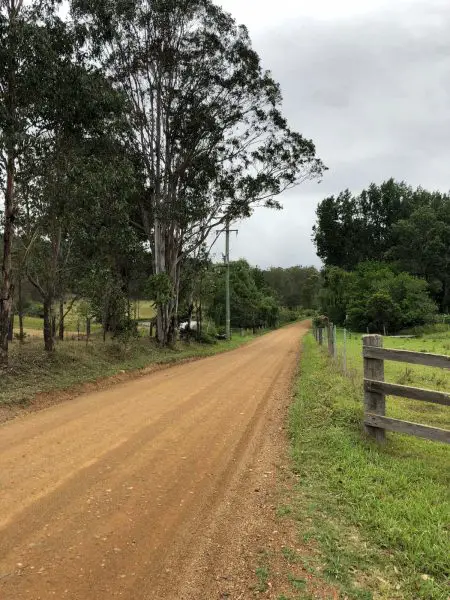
[328,323,335,356]
[363,334,385,442]
[86,318,91,344]
[318,328,323,346]
[333,325,337,359]
[343,328,347,374]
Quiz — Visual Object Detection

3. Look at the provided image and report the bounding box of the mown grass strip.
[288,335,450,600]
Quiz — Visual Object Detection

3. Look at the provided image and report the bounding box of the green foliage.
[1,0,323,356]
[24,302,45,318]
[206,259,282,329]
[145,274,173,308]
[278,306,300,325]
[319,266,352,325]
[71,0,324,345]
[194,331,217,345]
[314,179,450,312]
[312,314,329,328]
[320,263,437,333]
[255,566,270,593]
[263,266,321,309]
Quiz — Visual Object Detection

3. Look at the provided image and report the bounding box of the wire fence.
[312,324,362,378]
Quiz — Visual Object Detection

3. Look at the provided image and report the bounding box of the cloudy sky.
[212,0,450,268]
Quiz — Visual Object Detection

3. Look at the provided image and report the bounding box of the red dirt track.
[0,322,309,599]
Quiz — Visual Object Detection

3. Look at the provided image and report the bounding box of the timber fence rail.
[363,334,450,444]
[312,327,450,444]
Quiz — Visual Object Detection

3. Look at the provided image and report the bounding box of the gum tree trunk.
[59,298,64,341]
[43,299,55,352]
[0,155,15,366]
[18,275,24,342]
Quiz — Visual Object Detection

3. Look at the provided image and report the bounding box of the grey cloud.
[232,1,450,268]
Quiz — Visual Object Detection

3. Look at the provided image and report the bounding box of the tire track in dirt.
[0,322,311,599]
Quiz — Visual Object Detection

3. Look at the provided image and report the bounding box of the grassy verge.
[0,332,263,407]
[286,335,449,600]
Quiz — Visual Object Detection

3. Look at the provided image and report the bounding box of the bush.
[321,262,438,333]
[279,306,298,325]
[312,314,329,328]
[195,331,217,345]
[24,302,44,318]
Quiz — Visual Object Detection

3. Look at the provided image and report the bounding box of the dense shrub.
[320,262,437,334]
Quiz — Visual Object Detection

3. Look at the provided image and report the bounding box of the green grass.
[0,331,263,407]
[15,299,155,335]
[130,300,156,320]
[287,335,450,599]
[255,566,270,593]
[331,329,450,430]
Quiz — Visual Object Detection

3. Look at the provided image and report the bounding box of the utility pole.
[225,219,231,341]
[216,218,238,341]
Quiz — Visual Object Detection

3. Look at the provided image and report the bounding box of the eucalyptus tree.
[0,0,29,364]
[72,0,325,345]
[0,0,90,358]
[10,7,135,351]
[22,125,139,351]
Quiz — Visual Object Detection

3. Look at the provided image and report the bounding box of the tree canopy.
[314,179,450,313]
[319,262,437,334]
[0,0,323,363]
[71,0,325,344]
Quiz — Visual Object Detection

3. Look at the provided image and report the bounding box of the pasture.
[335,328,450,430]
[12,300,156,337]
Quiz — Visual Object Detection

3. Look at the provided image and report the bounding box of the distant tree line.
[202,261,320,333]
[0,0,324,365]
[314,179,449,333]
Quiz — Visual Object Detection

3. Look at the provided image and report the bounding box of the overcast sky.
[212,0,450,268]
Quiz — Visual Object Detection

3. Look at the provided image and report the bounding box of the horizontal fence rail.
[364,379,450,407]
[363,346,450,370]
[363,334,450,445]
[364,414,450,444]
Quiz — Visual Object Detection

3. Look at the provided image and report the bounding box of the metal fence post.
[363,334,385,443]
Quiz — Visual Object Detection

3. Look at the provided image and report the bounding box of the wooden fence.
[363,334,450,444]
[312,327,450,444]
[313,323,337,358]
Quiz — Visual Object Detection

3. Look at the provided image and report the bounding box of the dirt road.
[0,322,308,600]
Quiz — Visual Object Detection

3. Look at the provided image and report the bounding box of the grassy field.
[0,330,264,407]
[284,334,449,600]
[332,328,450,430]
[131,300,156,320]
[13,300,156,337]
